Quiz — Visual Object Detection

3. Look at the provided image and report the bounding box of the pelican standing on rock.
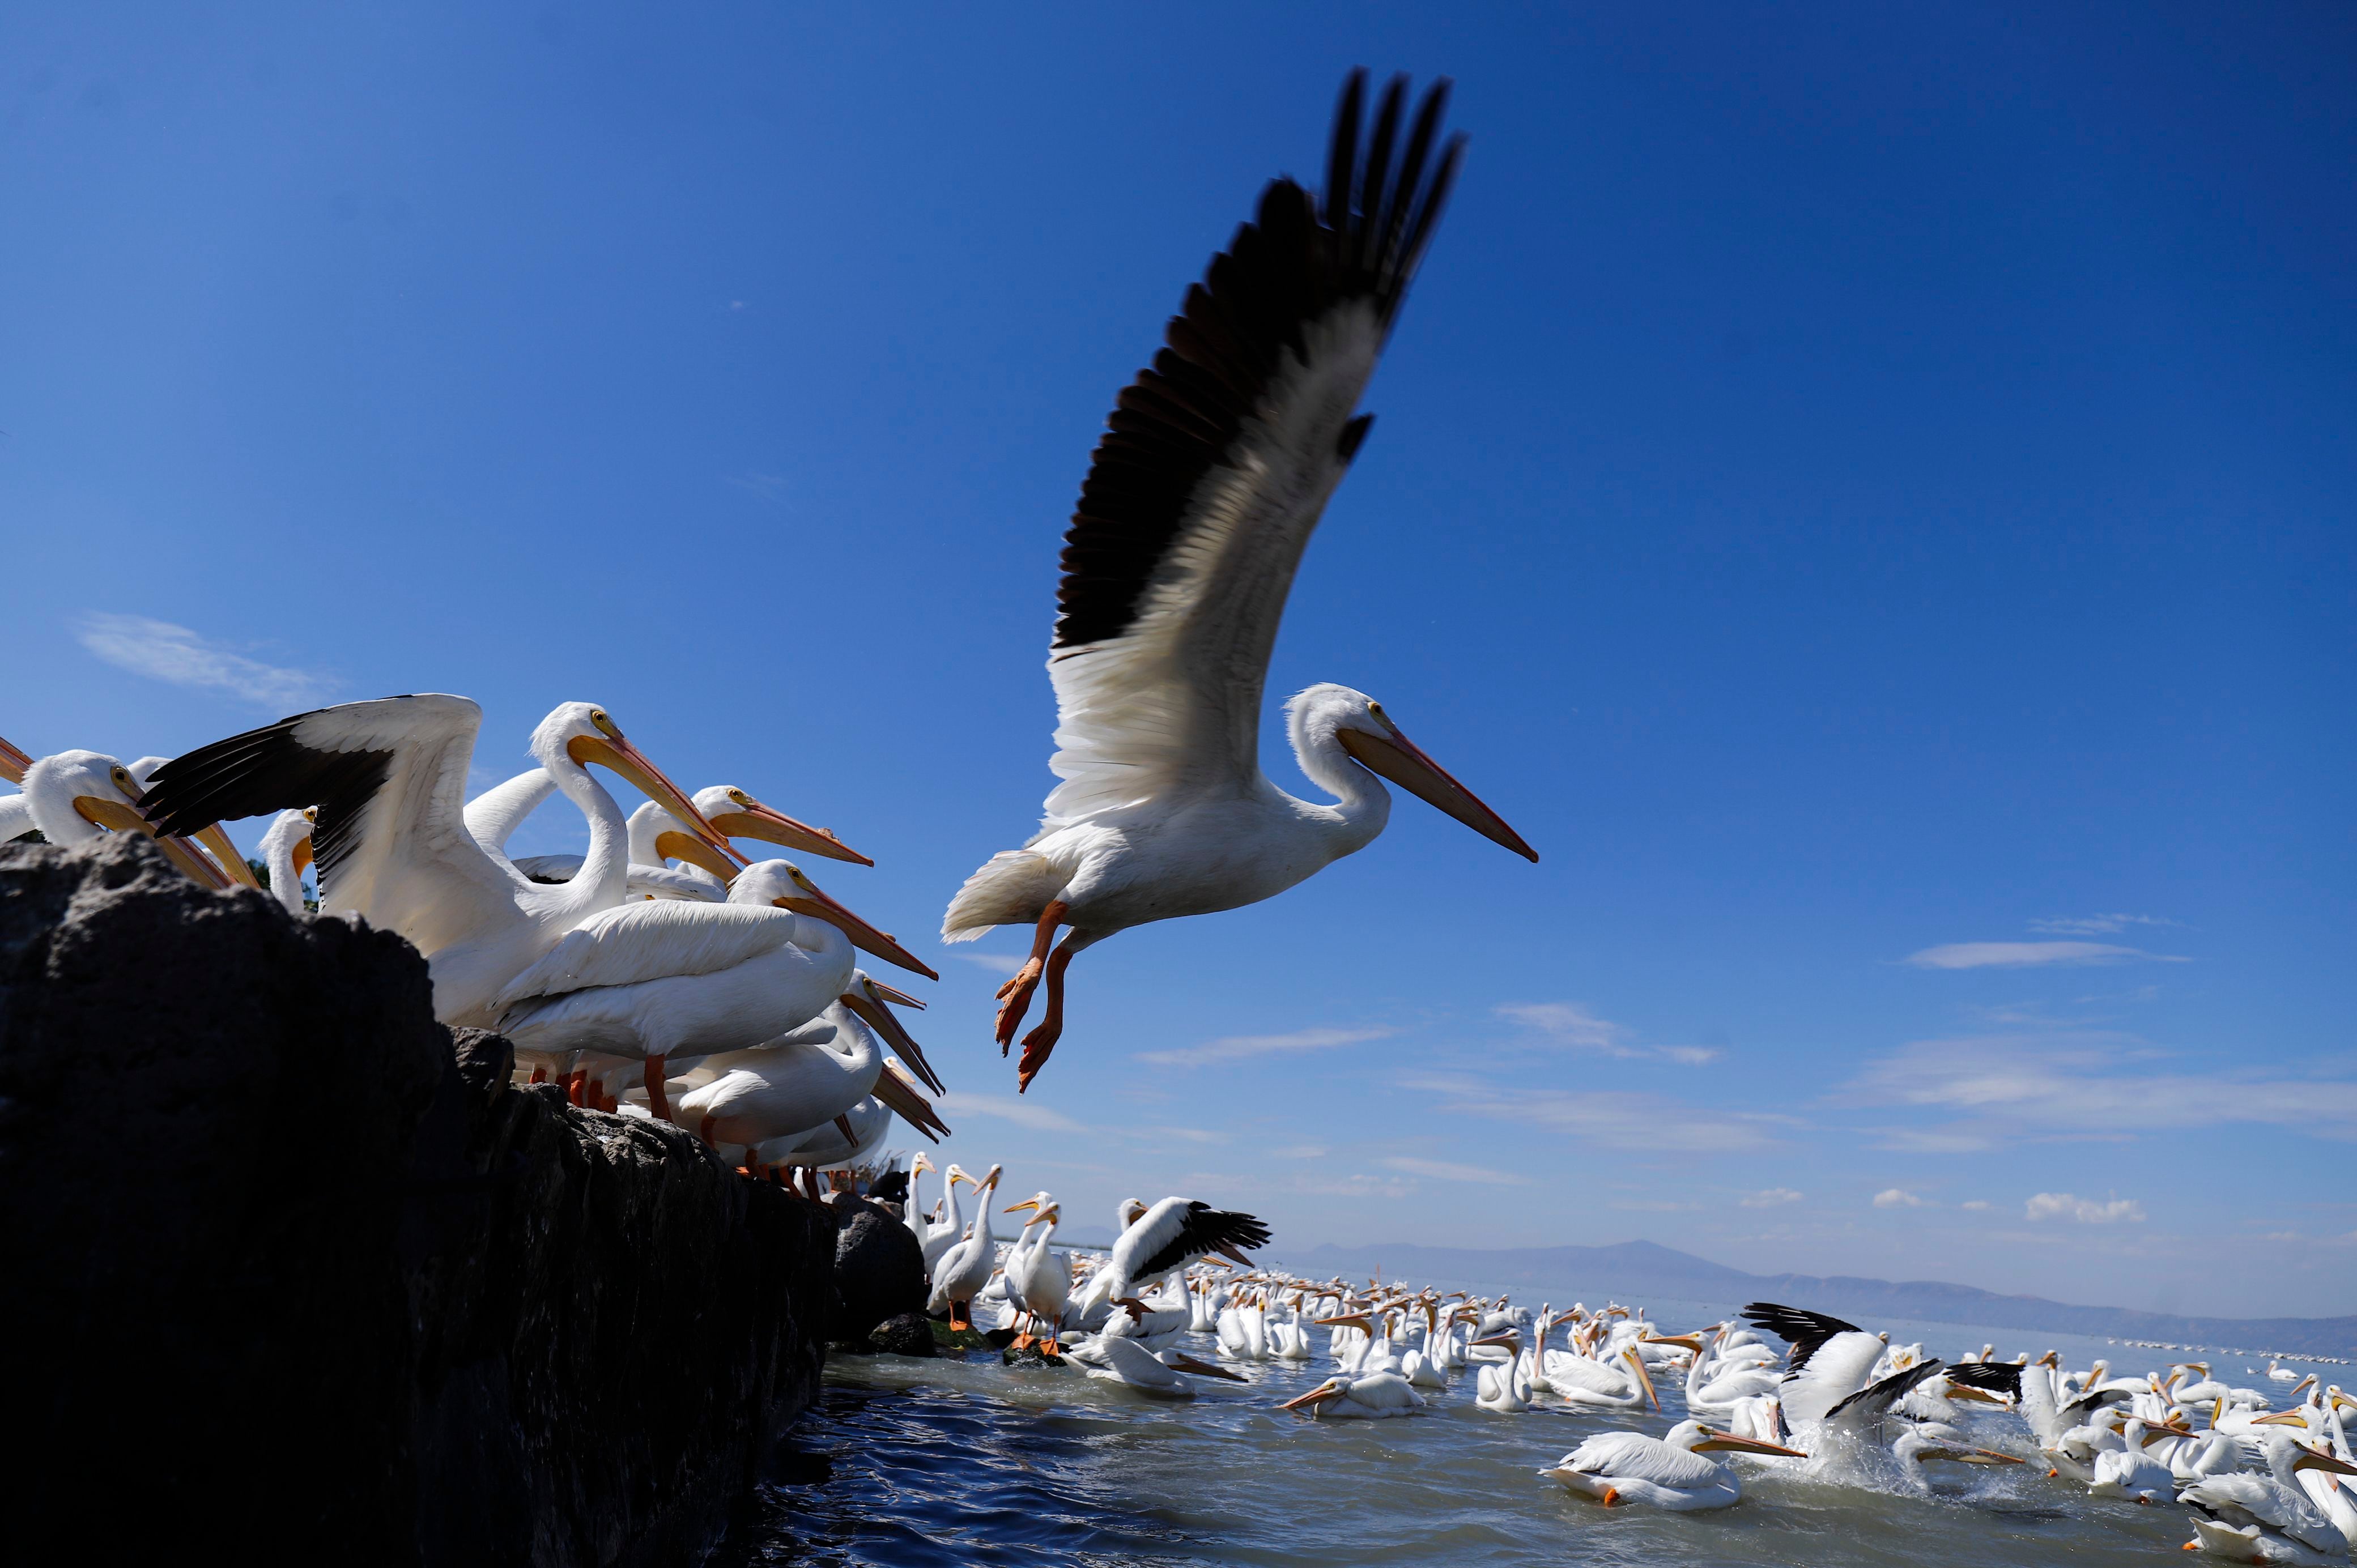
[941,71,1537,1089]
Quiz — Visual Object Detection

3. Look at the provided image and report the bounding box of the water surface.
[716,1296,2341,1566]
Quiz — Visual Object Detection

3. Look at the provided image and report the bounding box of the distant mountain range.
[1276,1239,2356,1361]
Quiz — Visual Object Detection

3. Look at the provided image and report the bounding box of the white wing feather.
[1040,307,1382,830]
[1564,1433,1721,1490]
[491,901,804,1007]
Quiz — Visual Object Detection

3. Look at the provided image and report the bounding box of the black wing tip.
[1047,69,1462,654]
[1824,1358,1945,1423]
[1946,1361,2024,1395]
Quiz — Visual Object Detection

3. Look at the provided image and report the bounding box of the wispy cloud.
[1498,1002,1628,1051]
[1497,1003,1720,1065]
[1403,1072,1775,1152]
[1960,1199,1992,1211]
[726,472,791,505]
[1274,1144,1328,1160]
[1874,1187,1928,1208]
[1902,941,2186,970]
[934,1091,1083,1132]
[2026,1191,2145,1224]
[2028,914,2180,936]
[1849,1035,2357,1143]
[77,613,335,709]
[1741,1187,1803,1207]
[1146,1126,1229,1145]
[945,951,1027,978]
[1137,1026,1391,1069]
[1380,1156,1531,1186]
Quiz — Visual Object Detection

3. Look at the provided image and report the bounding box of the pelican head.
[29,749,235,887]
[1005,1189,1056,1217]
[694,783,871,866]
[1287,684,1537,861]
[1278,1377,1351,1413]
[1667,1419,1809,1459]
[536,703,741,868]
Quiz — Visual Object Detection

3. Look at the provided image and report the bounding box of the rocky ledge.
[0,837,903,1565]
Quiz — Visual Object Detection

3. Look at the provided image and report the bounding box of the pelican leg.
[994,900,1067,1053]
[1016,928,1099,1093]
[566,1068,588,1107]
[644,1054,671,1123]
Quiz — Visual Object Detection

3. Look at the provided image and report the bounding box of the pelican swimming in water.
[1540,1420,1807,1511]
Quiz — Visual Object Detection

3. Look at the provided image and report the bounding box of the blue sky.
[6,3,2352,1318]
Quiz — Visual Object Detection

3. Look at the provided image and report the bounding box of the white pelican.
[1078,1334,1239,1400]
[670,1002,947,1151]
[488,860,933,1120]
[256,808,315,913]
[1277,1370,1427,1420]
[941,72,1535,1089]
[142,697,740,1026]
[927,1164,1003,1329]
[16,747,241,887]
[2270,1360,2304,1384]
[1002,1195,1072,1352]
[1539,1420,1807,1510]
[465,769,862,875]
[903,1153,939,1256]
[2182,1432,2357,1561]
[2087,1419,2181,1503]
[1092,1197,1270,1302]
[1741,1302,1891,1431]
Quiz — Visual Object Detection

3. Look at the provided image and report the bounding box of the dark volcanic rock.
[867,1311,937,1357]
[1,837,836,1566]
[825,1191,928,1348]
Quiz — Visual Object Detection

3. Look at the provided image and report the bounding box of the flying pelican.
[142,697,741,1028]
[941,71,1535,1089]
[1539,1420,1807,1510]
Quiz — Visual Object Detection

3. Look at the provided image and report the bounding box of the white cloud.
[2029,914,2180,936]
[1136,1026,1390,1068]
[934,1092,1083,1132]
[1902,941,2185,970]
[726,472,791,504]
[1273,1144,1329,1160]
[1961,1199,1992,1211]
[1741,1187,1803,1207]
[1497,1003,1719,1065]
[1497,1002,1630,1052]
[1380,1156,1531,1186]
[1402,1072,1775,1152]
[1849,1035,2357,1142]
[77,613,335,709]
[2026,1191,2145,1224]
[1874,1188,1928,1208]
[945,951,1026,978]
[1146,1126,1228,1144]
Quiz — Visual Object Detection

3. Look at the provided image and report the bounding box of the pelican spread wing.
[1039,72,1465,828]
[142,695,525,939]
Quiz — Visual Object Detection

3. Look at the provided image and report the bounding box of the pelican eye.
[111,765,134,789]
[589,709,615,734]
[730,789,752,807]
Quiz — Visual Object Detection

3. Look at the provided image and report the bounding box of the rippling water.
[713,1294,2341,1567]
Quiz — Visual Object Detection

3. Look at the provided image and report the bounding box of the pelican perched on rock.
[487,860,933,1120]
[14,745,247,888]
[1539,1420,1807,1510]
[142,697,739,1026]
[928,1165,1003,1330]
[941,71,1535,1089]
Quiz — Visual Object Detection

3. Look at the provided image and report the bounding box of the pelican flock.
[5,63,2347,1567]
